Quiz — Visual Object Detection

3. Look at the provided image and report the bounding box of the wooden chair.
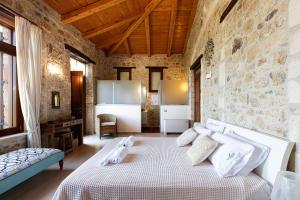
[97,114,117,139]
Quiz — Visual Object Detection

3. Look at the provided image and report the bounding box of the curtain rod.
[0,3,39,27]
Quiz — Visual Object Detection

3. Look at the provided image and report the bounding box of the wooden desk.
[41,118,83,148]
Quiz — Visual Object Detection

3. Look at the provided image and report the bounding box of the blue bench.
[0,148,64,194]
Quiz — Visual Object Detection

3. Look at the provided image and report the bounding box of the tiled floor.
[0,133,163,200]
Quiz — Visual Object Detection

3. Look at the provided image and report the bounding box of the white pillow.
[224,129,270,176]
[209,133,255,177]
[205,121,225,133]
[187,136,218,166]
[193,123,212,136]
[176,128,198,147]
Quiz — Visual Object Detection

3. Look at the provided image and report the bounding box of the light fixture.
[180,82,188,92]
[48,62,61,75]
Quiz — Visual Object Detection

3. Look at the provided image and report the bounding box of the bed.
[52,119,294,200]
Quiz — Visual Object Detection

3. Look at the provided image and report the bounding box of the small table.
[41,118,83,149]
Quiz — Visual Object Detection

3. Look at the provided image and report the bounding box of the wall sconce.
[180,82,188,92]
[48,62,61,75]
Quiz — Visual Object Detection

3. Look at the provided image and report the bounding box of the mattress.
[52,137,272,200]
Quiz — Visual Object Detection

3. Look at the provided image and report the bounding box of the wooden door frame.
[193,69,201,122]
[70,71,86,135]
[190,55,203,123]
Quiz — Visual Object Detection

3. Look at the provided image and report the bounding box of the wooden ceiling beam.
[124,39,132,57]
[96,34,122,49]
[144,16,151,57]
[83,13,142,39]
[108,0,162,56]
[62,0,126,24]
[167,0,177,57]
[183,0,199,54]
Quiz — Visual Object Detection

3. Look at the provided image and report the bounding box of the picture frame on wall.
[52,91,60,109]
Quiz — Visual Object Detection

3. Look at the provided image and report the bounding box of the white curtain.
[15,17,42,148]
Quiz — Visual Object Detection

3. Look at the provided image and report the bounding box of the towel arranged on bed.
[100,146,128,166]
[110,146,128,164]
[99,148,116,166]
[117,136,135,147]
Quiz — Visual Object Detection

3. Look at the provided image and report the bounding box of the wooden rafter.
[155,7,191,12]
[83,13,142,39]
[183,0,199,54]
[167,0,177,56]
[62,0,126,24]
[144,16,151,57]
[96,34,122,49]
[108,0,162,56]
[124,39,132,57]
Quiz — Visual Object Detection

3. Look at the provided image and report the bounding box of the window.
[119,71,130,80]
[114,67,135,80]
[70,57,86,74]
[0,10,23,136]
[146,66,167,93]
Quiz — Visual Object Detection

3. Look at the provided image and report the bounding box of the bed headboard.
[206,118,295,185]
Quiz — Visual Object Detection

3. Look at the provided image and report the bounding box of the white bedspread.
[52,137,272,200]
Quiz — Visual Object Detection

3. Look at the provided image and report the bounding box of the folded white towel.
[100,145,128,166]
[117,138,127,147]
[100,148,116,166]
[110,146,128,164]
[117,136,135,147]
[125,136,135,147]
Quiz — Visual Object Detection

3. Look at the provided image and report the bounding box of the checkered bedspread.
[52,137,271,200]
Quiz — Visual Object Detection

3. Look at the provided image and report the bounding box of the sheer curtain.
[15,17,42,147]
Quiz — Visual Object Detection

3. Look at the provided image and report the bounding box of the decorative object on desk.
[271,171,300,200]
[52,91,60,109]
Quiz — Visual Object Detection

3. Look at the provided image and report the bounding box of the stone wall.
[185,0,300,172]
[287,0,300,172]
[1,0,112,137]
[106,54,188,127]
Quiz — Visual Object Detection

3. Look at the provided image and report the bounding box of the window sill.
[0,132,27,140]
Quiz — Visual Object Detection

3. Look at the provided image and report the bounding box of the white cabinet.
[160,105,191,135]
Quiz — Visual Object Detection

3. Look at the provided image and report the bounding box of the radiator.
[163,119,189,134]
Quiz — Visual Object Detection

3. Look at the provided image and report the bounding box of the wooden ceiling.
[44,0,198,56]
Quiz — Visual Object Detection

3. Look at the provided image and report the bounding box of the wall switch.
[206,71,212,79]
